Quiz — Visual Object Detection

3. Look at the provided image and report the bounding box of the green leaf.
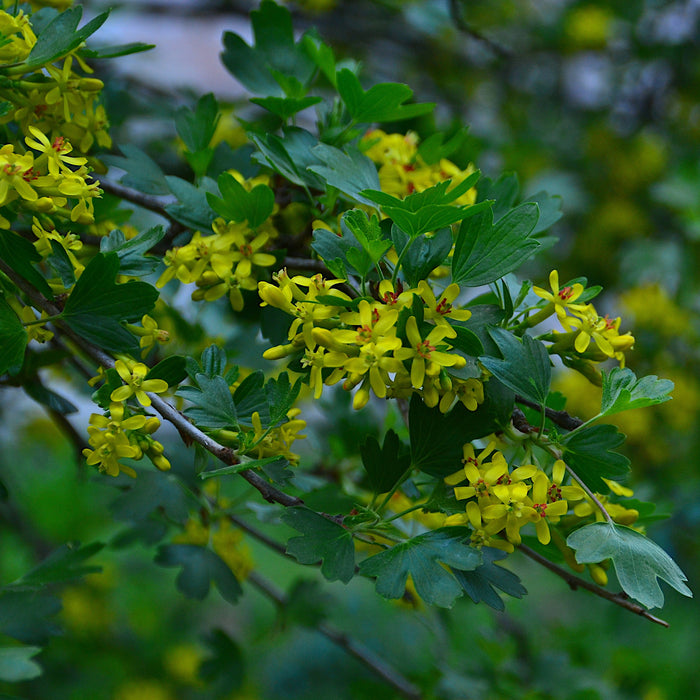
[342,209,391,265]
[197,345,228,379]
[452,547,527,611]
[477,172,519,221]
[0,230,53,299]
[600,367,674,418]
[23,379,78,415]
[396,226,453,287]
[79,41,155,59]
[178,374,238,430]
[0,646,42,682]
[164,176,217,231]
[25,7,109,70]
[449,325,484,357]
[265,372,301,427]
[62,253,158,352]
[155,544,242,604]
[360,429,411,494]
[201,455,290,480]
[567,522,692,609]
[198,629,245,691]
[100,225,165,276]
[311,220,368,278]
[13,542,103,588]
[47,239,75,287]
[527,190,563,234]
[452,203,540,286]
[308,144,381,206]
[337,69,435,123]
[359,527,480,607]
[102,144,169,196]
[146,356,187,387]
[301,33,336,86]
[281,507,355,583]
[0,296,27,375]
[251,127,325,190]
[478,328,551,407]
[250,95,322,120]
[560,424,630,493]
[417,128,470,165]
[0,591,61,646]
[207,172,274,228]
[221,0,315,95]
[110,471,192,525]
[233,370,268,426]
[175,93,219,153]
[284,579,333,628]
[409,393,511,478]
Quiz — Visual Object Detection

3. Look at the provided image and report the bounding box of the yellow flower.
[394,316,465,389]
[418,281,471,325]
[110,360,169,407]
[532,269,586,327]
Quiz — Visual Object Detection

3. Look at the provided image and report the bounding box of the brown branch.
[246,570,422,700]
[98,179,176,222]
[515,394,584,431]
[518,543,669,627]
[0,259,303,509]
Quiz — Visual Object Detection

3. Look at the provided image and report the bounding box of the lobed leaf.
[359,527,481,608]
[452,203,540,286]
[600,367,674,418]
[560,424,630,493]
[282,507,355,583]
[567,522,692,609]
[479,327,551,407]
[155,544,242,605]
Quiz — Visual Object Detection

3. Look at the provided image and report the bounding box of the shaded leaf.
[359,527,481,607]
[164,176,217,231]
[479,327,551,407]
[560,424,630,493]
[103,144,169,195]
[0,296,27,375]
[282,507,355,583]
[0,230,53,298]
[100,225,165,276]
[178,374,238,430]
[155,545,242,604]
[207,172,275,228]
[62,253,158,352]
[308,144,381,206]
[360,429,411,494]
[12,542,103,588]
[199,628,245,690]
[452,547,526,611]
[175,93,219,153]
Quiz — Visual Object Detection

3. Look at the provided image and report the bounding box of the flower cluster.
[532,270,635,367]
[361,129,477,203]
[157,207,278,311]
[213,408,307,466]
[444,443,586,552]
[82,401,170,478]
[259,271,483,411]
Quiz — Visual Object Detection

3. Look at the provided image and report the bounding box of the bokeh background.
[1,1,699,698]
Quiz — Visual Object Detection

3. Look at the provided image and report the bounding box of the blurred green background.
[1,1,698,698]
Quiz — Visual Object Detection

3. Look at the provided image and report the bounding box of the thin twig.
[518,543,669,627]
[515,394,584,431]
[98,179,176,222]
[449,0,513,59]
[246,570,422,700]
